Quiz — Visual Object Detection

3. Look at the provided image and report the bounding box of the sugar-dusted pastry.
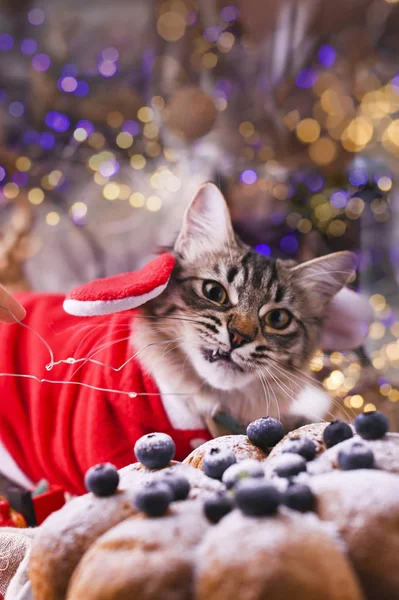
[195,509,364,600]
[183,435,268,471]
[29,488,137,600]
[312,470,399,600]
[66,500,210,600]
[119,460,224,498]
[307,432,399,476]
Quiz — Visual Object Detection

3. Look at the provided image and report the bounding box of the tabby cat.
[134,183,359,433]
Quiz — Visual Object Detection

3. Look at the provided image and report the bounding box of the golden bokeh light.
[308,137,337,165]
[46,211,60,226]
[295,118,321,143]
[157,11,186,42]
[146,195,162,211]
[129,192,145,208]
[15,157,32,171]
[28,188,44,205]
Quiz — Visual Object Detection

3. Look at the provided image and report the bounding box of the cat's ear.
[292,251,372,350]
[175,183,235,261]
[291,251,357,306]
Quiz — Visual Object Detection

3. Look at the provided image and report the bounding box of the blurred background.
[0,0,399,426]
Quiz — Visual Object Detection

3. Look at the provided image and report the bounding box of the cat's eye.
[264,309,292,330]
[202,281,228,305]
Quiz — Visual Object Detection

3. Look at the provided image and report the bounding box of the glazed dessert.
[27,412,399,600]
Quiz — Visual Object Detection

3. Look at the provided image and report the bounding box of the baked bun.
[67,500,210,600]
[268,422,331,461]
[312,470,399,600]
[308,432,399,476]
[119,461,224,497]
[29,489,136,600]
[195,509,364,600]
[183,435,268,470]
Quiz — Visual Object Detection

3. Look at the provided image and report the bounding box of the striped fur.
[133,184,356,427]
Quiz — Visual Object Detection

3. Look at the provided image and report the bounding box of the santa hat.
[63,253,175,317]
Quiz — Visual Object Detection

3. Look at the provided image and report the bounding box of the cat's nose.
[228,327,252,349]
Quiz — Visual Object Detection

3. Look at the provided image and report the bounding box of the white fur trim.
[290,384,332,422]
[63,281,169,316]
[155,380,205,430]
[0,439,35,489]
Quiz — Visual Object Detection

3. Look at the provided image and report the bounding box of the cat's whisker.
[253,364,270,416]
[264,364,331,423]
[257,363,281,421]
[267,360,354,422]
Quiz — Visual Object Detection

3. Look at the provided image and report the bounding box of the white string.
[0,305,201,397]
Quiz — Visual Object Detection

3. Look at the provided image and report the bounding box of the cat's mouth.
[202,348,244,372]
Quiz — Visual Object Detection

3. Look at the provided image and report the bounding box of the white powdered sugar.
[307,432,399,476]
[118,461,224,497]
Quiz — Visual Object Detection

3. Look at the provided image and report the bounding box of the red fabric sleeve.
[0,293,211,495]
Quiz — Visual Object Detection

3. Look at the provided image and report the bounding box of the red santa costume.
[0,254,211,496]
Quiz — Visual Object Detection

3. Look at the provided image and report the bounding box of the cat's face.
[150,184,357,392]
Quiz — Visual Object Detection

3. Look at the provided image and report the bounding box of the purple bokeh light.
[77,120,95,135]
[32,53,51,72]
[318,45,336,68]
[23,130,39,145]
[20,38,37,55]
[28,8,45,25]
[58,76,78,93]
[256,244,271,257]
[280,235,298,254]
[12,171,28,186]
[102,47,119,62]
[203,26,221,43]
[241,169,257,185]
[122,120,140,135]
[8,102,25,118]
[98,61,117,77]
[0,34,14,51]
[330,190,349,209]
[74,81,89,97]
[305,173,325,192]
[62,64,78,77]
[0,167,5,183]
[45,111,70,132]
[349,168,369,186]
[296,68,317,89]
[40,132,55,150]
[186,11,198,26]
[220,5,239,21]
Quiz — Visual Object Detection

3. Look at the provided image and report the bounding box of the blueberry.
[282,437,316,461]
[323,421,353,448]
[338,442,374,470]
[283,482,315,513]
[134,433,176,469]
[204,492,234,523]
[203,447,237,480]
[272,453,307,478]
[134,481,173,517]
[84,463,119,497]
[354,410,389,440]
[235,479,281,517]
[246,417,284,450]
[222,459,264,489]
[160,471,190,501]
